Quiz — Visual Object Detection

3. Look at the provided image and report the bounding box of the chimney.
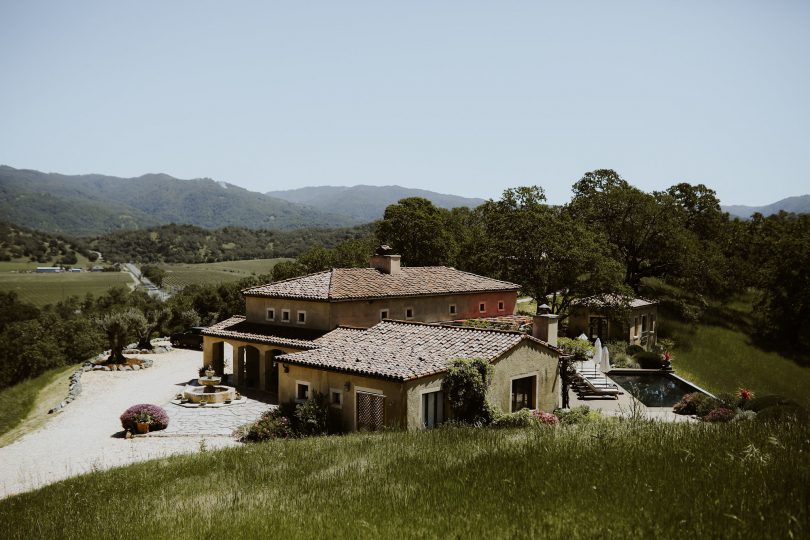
[532,314,558,347]
[370,245,401,275]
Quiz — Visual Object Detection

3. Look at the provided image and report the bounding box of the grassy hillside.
[0,272,132,307]
[0,165,360,236]
[660,293,810,409]
[0,365,76,444]
[162,258,289,290]
[1,421,807,538]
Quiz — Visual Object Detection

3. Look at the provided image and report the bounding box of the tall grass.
[1,420,807,538]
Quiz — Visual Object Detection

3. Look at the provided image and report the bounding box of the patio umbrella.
[592,338,602,372]
[602,346,611,373]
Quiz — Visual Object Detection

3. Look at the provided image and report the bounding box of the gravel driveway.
[0,346,267,499]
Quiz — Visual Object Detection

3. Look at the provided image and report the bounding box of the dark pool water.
[609,373,702,407]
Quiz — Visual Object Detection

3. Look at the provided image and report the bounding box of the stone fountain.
[175,367,241,407]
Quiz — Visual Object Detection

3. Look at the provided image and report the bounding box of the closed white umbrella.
[602,346,611,373]
[592,338,602,372]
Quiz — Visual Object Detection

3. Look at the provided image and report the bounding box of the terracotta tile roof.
[241,267,519,301]
[277,320,559,381]
[570,293,657,309]
[311,326,366,346]
[201,316,320,350]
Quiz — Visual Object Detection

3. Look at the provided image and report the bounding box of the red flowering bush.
[120,404,170,431]
[704,407,736,423]
[738,388,754,402]
[533,410,559,426]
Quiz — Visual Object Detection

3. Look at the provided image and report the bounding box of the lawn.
[161,258,290,290]
[0,421,807,538]
[0,272,132,306]
[660,293,810,410]
[0,365,76,446]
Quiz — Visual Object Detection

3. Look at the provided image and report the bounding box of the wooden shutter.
[356,392,385,431]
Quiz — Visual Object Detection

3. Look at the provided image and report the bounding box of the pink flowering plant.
[532,410,559,426]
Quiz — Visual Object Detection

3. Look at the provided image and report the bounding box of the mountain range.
[722,195,810,219]
[267,185,486,222]
[0,166,487,237]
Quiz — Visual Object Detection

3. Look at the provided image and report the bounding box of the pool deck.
[568,361,696,422]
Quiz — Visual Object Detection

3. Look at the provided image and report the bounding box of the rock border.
[48,345,167,414]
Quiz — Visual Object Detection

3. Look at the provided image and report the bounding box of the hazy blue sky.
[1,1,808,205]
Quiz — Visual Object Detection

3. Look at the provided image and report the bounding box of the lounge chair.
[573,376,623,399]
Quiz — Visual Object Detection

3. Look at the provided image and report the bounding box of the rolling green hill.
[0,166,361,236]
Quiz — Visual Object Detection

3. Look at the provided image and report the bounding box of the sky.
[1,1,808,206]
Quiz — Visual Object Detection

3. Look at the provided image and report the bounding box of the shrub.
[533,410,559,426]
[626,344,645,356]
[635,351,665,369]
[557,337,595,360]
[704,407,735,423]
[242,409,296,441]
[293,393,329,436]
[491,408,534,429]
[672,392,720,417]
[554,405,599,425]
[442,358,496,425]
[120,404,169,431]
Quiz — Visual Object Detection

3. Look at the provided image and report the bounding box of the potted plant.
[134,411,152,434]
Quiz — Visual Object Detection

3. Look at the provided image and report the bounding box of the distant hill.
[723,195,810,219]
[267,185,486,222]
[0,166,361,236]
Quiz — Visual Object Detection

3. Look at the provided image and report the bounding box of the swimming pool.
[609,373,704,408]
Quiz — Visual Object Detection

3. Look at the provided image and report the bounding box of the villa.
[202,248,522,399]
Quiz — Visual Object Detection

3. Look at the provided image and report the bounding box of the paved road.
[124,262,171,300]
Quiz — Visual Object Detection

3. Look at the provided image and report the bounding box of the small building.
[36,266,63,273]
[274,318,561,431]
[566,294,657,348]
[68,268,82,272]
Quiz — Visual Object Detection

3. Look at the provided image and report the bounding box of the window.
[266,308,275,321]
[281,309,290,322]
[297,311,306,324]
[633,317,639,337]
[422,390,444,428]
[405,307,414,320]
[449,304,457,315]
[479,302,486,313]
[380,309,389,321]
[511,375,536,412]
[296,382,310,402]
[330,388,342,408]
[641,314,647,333]
[498,301,505,312]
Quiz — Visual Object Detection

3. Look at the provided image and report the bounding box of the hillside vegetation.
[88,222,374,263]
[0,222,94,266]
[1,422,807,539]
[267,184,486,221]
[0,165,360,236]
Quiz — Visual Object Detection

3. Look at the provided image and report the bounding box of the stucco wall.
[245,297,332,330]
[330,291,517,328]
[566,305,658,348]
[488,341,559,413]
[278,363,405,431]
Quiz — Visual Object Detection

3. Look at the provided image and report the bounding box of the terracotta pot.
[136,421,150,434]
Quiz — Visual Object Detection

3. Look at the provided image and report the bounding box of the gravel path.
[0,346,262,499]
